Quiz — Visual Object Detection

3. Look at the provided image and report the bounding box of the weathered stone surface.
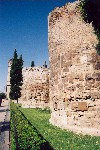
[71,102,78,110]
[48,0,100,136]
[77,102,88,111]
[18,67,50,108]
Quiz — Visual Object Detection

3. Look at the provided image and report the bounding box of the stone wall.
[48,1,100,136]
[19,67,50,108]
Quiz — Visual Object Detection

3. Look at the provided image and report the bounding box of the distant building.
[6,59,12,99]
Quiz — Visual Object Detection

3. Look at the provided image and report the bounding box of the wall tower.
[48,1,100,135]
[6,59,12,99]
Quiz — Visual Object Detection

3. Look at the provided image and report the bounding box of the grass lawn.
[11,103,53,150]
[20,107,100,150]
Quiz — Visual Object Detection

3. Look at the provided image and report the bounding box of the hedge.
[10,102,53,150]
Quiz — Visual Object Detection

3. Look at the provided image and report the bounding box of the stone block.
[63,68,69,72]
[71,102,78,110]
[95,62,100,70]
[78,111,84,117]
[88,107,96,111]
[66,111,72,117]
[79,75,84,81]
[77,102,88,111]
[91,92,100,99]
[85,113,96,118]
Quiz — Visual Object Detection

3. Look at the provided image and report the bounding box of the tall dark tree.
[31,61,35,67]
[0,93,6,100]
[44,61,47,68]
[0,92,6,106]
[9,49,23,103]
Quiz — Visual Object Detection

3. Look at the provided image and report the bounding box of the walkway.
[0,99,10,150]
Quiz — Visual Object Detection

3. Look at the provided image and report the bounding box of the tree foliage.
[31,61,35,67]
[0,92,6,100]
[44,61,47,68]
[80,0,100,54]
[10,49,23,101]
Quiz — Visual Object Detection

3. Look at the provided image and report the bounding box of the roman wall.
[19,67,50,108]
[48,1,100,136]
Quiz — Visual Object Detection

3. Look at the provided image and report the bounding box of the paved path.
[0,99,10,150]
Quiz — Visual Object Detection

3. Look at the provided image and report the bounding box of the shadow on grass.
[40,141,54,150]
[20,109,54,150]
[11,106,54,150]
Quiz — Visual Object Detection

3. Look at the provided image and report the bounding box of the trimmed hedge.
[10,102,53,150]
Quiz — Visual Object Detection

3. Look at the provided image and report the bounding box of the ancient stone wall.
[19,67,50,108]
[48,1,100,135]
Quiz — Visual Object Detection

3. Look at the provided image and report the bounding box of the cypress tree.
[31,61,35,67]
[9,49,23,103]
[0,93,6,106]
[0,93,6,100]
[44,61,47,68]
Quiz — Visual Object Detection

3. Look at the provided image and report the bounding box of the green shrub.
[10,117,16,150]
[0,92,6,100]
[10,102,53,150]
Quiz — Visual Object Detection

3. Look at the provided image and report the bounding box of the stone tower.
[48,1,100,135]
[6,59,12,99]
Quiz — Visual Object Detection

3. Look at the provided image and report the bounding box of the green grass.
[20,107,100,150]
[10,103,53,150]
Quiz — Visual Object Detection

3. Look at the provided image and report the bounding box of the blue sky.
[0,0,75,92]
